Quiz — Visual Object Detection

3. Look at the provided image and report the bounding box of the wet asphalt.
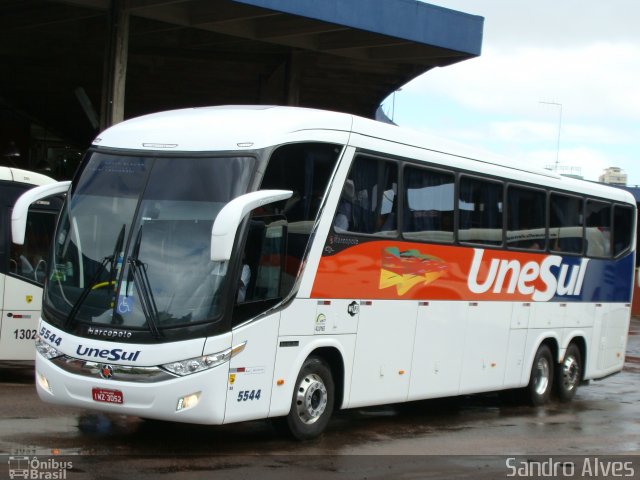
[1,318,638,479]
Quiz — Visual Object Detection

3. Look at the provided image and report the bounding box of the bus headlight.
[161,341,246,376]
[35,337,63,360]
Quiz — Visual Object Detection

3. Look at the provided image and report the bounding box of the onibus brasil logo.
[8,456,72,479]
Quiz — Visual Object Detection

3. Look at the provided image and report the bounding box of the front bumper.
[35,351,229,425]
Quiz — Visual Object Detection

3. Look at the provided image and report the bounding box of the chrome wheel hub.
[296,373,328,425]
[534,356,550,396]
[562,355,579,392]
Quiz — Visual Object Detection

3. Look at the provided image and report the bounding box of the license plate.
[92,387,124,404]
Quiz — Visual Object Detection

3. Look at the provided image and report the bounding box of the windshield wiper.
[127,228,161,338]
[107,224,127,290]
[64,224,126,328]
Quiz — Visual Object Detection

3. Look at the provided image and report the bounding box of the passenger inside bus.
[334,179,355,231]
[236,262,251,303]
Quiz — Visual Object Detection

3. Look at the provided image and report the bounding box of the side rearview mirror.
[12,181,71,245]
[211,189,292,262]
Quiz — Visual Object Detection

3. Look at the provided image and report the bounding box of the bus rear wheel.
[554,343,582,402]
[525,344,554,406]
[285,356,334,440]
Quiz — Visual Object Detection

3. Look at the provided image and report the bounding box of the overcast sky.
[386,1,640,186]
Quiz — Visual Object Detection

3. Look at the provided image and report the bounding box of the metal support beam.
[100,0,130,130]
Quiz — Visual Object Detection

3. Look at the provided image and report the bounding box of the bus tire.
[554,343,582,402]
[525,344,554,406]
[285,356,334,440]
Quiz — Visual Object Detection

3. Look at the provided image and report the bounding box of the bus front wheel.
[285,356,334,440]
[554,343,582,402]
[525,344,554,406]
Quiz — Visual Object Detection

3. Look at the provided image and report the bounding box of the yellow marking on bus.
[379,269,443,296]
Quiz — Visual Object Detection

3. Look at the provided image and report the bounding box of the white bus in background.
[0,167,60,361]
[14,106,636,439]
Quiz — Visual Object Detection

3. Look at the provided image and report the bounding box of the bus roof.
[0,166,55,186]
[94,105,635,205]
[94,105,354,153]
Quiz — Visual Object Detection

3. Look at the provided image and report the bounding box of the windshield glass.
[45,152,256,332]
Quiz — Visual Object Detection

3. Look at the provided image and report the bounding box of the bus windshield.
[44,151,256,333]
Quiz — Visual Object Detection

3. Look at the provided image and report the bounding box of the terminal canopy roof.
[0,0,483,146]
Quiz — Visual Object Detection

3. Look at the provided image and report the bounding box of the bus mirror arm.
[12,181,71,245]
[211,189,293,262]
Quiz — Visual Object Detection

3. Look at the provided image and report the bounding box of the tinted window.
[613,205,634,256]
[260,143,341,299]
[261,143,340,223]
[507,186,546,250]
[334,156,398,236]
[458,177,503,245]
[9,210,57,284]
[549,194,583,254]
[403,166,454,243]
[585,200,611,257]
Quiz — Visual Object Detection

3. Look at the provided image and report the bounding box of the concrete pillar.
[100,0,130,131]
[285,51,300,106]
[259,62,286,105]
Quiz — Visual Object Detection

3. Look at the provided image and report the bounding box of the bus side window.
[233,215,287,325]
[8,209,56,284]
[333,155,398,236]
[402,165,454,243]
[239,218,266,303]
[506,186,546,250]
[251,142,341,306]
[613,204,634,257]
[261,143,341,225]
[458,176,503,246]
[585,200,612,258]
[549,193,583,254]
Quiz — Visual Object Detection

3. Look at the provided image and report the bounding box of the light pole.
[539,101,563,172]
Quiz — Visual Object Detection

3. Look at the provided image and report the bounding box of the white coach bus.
[13,106,635,439]
[0,167,60,361]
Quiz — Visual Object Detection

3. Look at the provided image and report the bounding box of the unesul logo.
[76,345,141,362]
[468,248,589,301]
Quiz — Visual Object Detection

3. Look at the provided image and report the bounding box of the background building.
[599,167,628,186]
